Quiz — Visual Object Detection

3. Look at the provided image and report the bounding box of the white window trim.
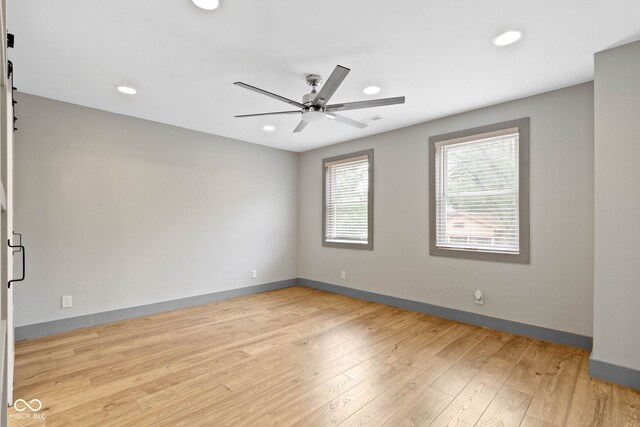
[429,118,530,263]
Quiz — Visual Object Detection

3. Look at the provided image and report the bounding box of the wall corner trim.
[589,356,640,390]
[299,278,593,350]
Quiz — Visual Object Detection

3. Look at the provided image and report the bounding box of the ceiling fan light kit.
[192,0,219,10]
[234,65,405,133]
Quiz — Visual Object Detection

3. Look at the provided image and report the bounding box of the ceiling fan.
[234,65,405,133]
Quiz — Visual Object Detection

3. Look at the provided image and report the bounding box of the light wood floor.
[9,286,640,426]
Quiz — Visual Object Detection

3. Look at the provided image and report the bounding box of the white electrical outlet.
[340,271,346,280]
[474,290,484,305]
[61,295,73,308]
[251,270,257,279]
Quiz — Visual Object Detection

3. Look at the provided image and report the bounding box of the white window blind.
[325,155,370,244]
[435,128,520,254]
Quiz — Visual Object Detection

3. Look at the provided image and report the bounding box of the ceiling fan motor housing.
[302,82,327,122]
[302,92,318,105]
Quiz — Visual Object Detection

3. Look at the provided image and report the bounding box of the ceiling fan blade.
[328,113,367,129]
[234,82,305,109]
[313,65,350,107]
[326,96,405,112]
[235,110,301,118]
[293,120,309,133]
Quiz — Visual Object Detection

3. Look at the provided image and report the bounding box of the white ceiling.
[8,1,640,152]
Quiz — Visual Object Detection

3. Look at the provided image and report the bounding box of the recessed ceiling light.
[117,86,137,95]
[363,86,381,95]
[492,30,523,47]
[326,113,336,119]
[262,125,275,132]
[192,0,219,10]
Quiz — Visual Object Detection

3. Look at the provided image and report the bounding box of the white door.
[2,80,14,406]
[1,0,15,410]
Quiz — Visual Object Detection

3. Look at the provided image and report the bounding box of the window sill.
[323,240,373,250]
[430,246,529,263]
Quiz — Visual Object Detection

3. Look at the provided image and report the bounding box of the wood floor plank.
[520,415,556,427]
[299,325,488,426]
[243,319,451,426]
[251,374,361,426]
[502,340,553,395]
[429,345,528,427]
[339,355,456,426]
[157,310,422,424]
[475,386,532,426]
[342,327,516,426]
[382,386,453,427]
[431,329,509,396]
[8,286,640,426]
[524,344,583,425]
[564,352,612,427]
[608,383,640,426]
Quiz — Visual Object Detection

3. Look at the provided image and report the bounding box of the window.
[429,118,529,263]
[323,149,373,250]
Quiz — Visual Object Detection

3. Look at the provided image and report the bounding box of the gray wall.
[593,41,640,371]
[13,93,298,327]
[298,83,594,337]
[14,83,598,341]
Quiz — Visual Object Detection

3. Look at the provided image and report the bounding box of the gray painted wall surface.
[593,41,640,373]
[13,84,598,342]
[298,83,595,337]
[13,94,298,327]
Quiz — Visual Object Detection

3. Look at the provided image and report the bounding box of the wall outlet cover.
[474,290,484,305]
[61,295,73,308]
